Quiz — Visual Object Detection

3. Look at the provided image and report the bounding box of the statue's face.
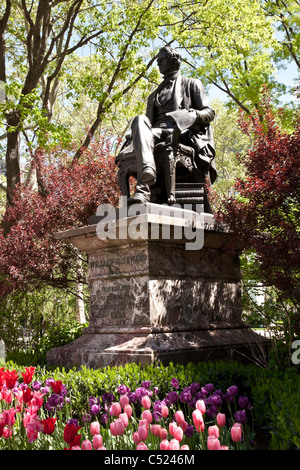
[157,50,171,76]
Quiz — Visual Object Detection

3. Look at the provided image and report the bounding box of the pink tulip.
[114,418,125,436]
[192,409,203,427]
[132,431,141,445]
[220,445,229,450]
[180,420,188,432]
[93,434,103,450]
[120,412,129,428]
[120,395,129,409]
[160,439,169,450]
[141,409,153,424]
[173,426,183,442]
[3,427,12,439]
[169,439,180,450]
[196,421,205,433]
[181,444,190,450]
[175,410,185,425]
[124,404,133,419]
[159,428,168,440]
[161,404,169,418]
[2,408,16,426]
[1,390,12,404]
[138,424,148,441]
[141,395,151,409]
[217,413,226,427]
[136,442,148,450]
[196,399,206,414]
[90,421,100,436]
[139,418,148,428]
[110,421,117,436]
[150,424,161,437]
[81,439,92,450]
[231,423,242,442]
[208,425,220,438]
[26,427,38,443]
[111,402,122,417]
[207,435,221,450]
[31,392,44,411]
[169,421,177,437]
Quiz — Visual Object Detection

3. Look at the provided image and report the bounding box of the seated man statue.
[116,45,217,206]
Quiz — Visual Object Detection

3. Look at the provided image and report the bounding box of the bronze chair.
[115,134,212,213]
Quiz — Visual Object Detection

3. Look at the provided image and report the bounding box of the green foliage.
[173,0,281,113]
[240,252,299,370]
[251,367,300,449]
[0,286,88,366]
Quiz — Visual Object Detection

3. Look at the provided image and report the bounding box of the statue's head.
[157,46,182,75]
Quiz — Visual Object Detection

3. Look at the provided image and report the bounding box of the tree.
[0,138,120,299]
[214,90,300,359]
[171,0,282,114]
[210,100,252,199]
[0,0,176,208]
[262,0,300,70]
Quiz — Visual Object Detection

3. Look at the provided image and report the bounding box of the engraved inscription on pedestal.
[89,248,148,278]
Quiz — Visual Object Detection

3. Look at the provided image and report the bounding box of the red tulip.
[4,370,19,390]
[23,388,33,404]
[63,422,81,444]
[21,367,36,385]
[42,417,57,435]
[51,380,63,394]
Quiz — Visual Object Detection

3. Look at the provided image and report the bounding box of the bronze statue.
[116,46,217,211]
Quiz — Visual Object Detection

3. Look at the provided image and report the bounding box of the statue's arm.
[190,79,215,125]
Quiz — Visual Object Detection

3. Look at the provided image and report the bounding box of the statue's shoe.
[140,167,156,186]
[127,195,150,205]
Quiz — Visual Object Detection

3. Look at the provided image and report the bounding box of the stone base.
[46,325,270,369]
[47,207,271,369]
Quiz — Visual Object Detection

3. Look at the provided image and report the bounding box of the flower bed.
[0,365,255,450]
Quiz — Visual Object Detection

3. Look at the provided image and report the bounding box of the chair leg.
[163,151,176,205]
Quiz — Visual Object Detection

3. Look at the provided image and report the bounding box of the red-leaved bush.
[0,138,121,299]
[214,91,300,312]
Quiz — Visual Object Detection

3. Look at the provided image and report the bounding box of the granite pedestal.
[46,204,269,368]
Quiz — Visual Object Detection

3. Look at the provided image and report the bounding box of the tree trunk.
[75,254,86,324]
[5,112,21,206]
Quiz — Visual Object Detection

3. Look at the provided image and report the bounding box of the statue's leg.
[131,115,158,185]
